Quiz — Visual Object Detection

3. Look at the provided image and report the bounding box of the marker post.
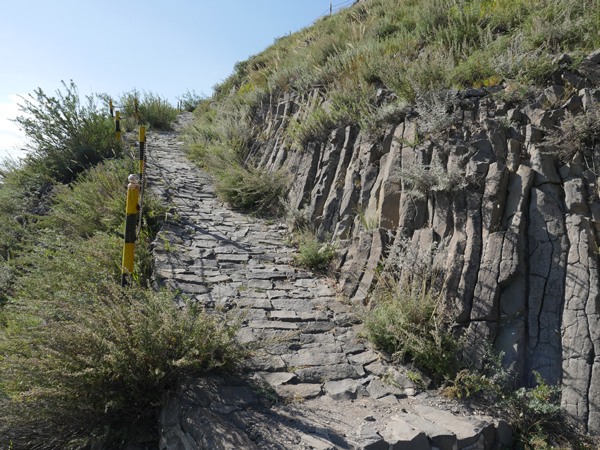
[121,174,140,287]
[115,111,122,141]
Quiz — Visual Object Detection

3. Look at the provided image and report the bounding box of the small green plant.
[397,161,469,200]
[492,83,530,104]
[414,89,459,139]
[355,204,379,231]
[107,89,178,131]
[284,202,312,233]
[292,230,337,270]
[445,343,600,449]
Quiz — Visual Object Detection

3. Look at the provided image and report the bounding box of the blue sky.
[0,0,355,159]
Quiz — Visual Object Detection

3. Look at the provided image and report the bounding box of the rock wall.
[244,49,600,431]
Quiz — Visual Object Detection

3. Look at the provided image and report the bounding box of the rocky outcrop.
[242,49,600,431]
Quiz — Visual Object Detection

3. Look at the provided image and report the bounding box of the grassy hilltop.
[187,0,600,163]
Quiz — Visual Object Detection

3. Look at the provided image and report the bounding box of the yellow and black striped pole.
[109,99,114,117]
[121,174,140,287]
[115,111,122,141]
[330,3,332,15]
[134,98,139,120]
[139,126,146,176]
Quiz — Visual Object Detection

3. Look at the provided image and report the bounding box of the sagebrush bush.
[215,162,289,213]
[292,230,337,270]
[177,89,206,112]
[548,104,600,162]
[364,235,459,382]
[107,89,178,131]
[14,80,122,185]
[0,284,247,449]
[41,156,164,238]
[397,162,469,200]
[442,344,595,449]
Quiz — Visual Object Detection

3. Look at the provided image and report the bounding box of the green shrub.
[442,344,592,449]
[13,80,122,185]
[0,283,248,449]
[364,235,459,383]
[109,89,178,131]
[213,156,289,213]
[177,89,207,112]
[139,91,178,130]
[397,161,469,200]
[292,230,337,270]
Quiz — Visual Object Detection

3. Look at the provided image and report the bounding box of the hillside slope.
[185,0,600,437]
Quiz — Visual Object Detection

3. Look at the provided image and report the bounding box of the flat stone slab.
[248,279,273,289]
[271,298,316,312]
[181,406,259,449]
[400,413,456,450]
[294,364,363,383]
[348,350,380,366]
[248,320,298,330]
[275,383,323,400]
[216,254,249,262]
[300,433,335,450]
[283,352,347,367]
[243,355,286,372]
[248,269,294,279]
[270,310,299,321]
[381,417,431,450]
[323,378,369,401]
[414,405,483,448]
[255,371,297,387]
[366,379,406,399]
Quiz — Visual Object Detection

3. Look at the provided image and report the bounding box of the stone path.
[143,113,511,450]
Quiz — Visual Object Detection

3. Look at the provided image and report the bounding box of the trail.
[142,113,509,450]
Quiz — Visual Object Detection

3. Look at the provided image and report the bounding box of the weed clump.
[104,89,178,131]
[364,235,459,383]
[292,230,337,270]
[444,344,597,449]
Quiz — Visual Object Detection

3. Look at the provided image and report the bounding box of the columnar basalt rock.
[238,47,600,433]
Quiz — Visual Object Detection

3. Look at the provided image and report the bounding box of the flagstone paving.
[141,113,511,450]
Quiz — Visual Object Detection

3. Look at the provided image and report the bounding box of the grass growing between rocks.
[363,236,460,384]
[445,345,599,450]
[291,229,338,270]
[185,101,290,214]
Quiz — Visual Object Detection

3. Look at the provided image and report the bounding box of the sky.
[0,0,355,160]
